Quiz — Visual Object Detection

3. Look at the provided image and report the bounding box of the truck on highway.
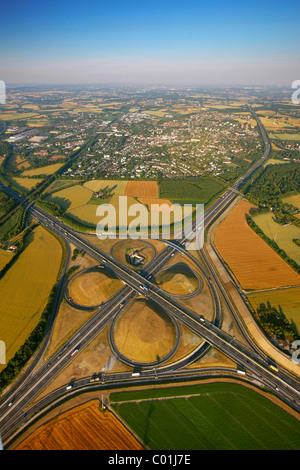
[236,369,247,376]
[132,372,141,377]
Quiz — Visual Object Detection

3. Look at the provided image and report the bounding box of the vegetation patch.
[159,176,225,205]
[248,287,300,340]
[110,382,300,450]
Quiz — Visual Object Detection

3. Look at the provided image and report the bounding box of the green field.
[159,176,225,206]
[283,194,300,211]
[110,382,300,450]
[269,133,300,141]
[253,212,300,265]
[248,286,300,334]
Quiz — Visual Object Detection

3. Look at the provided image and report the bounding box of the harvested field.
[68,203,100,225]
[16,400,142,450]
[46,184,93,211]
[22,163,63,176]
[9,176,43,191]
[113,299,177,363]
[83,179,128,195]
[69,195,140,226]
[124,181,159,198]
[214,200,300,290]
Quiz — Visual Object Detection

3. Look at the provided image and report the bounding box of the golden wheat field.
[214,200,300,290]
[124,180,159,198]
[0,226,62,369]
[22,163,63,177]
[83,179,128,195]
[15,400,143,450]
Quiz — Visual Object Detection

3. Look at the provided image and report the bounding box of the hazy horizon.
[0,0,299,87]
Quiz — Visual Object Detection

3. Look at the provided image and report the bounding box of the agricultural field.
[269,133,300,141]
[252,211,300,265]
[214,200,300,290]
[49,179,169,228]
[282,194,300,211]
[46,184,93,211]
[0,225,62,370]
[83,179,128,195]
[124,180,159,198]
[110,382,300,450]
[22,163,63,177]
[0,249,14,270]
[68,194,140,226]
[159,176,225,205]
[248,286,300,334]
[15,400,143,450]
[8,176,43,192]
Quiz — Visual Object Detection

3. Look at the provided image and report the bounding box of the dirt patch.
[68,268,122,307]
[113,299,177,363]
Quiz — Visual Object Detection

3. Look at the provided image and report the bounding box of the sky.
[0,0,299,86]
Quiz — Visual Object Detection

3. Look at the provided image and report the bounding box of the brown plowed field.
[214,200,300,290]
[124,181,159,198]
[16,401,143,450]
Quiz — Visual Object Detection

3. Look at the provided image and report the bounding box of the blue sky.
[0,0,299,85]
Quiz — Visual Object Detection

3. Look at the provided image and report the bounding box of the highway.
[0,106,299,445]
